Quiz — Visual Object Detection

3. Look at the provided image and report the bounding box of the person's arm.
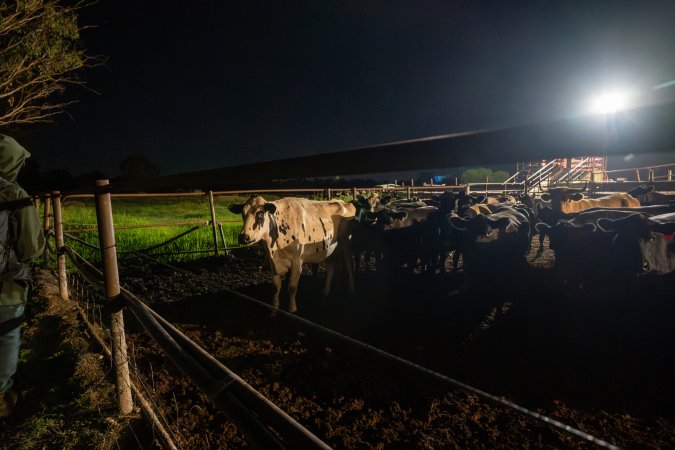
[12,195,45,262]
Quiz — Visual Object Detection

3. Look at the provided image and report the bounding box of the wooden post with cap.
[94,179,134,414]
[51,192,68,300]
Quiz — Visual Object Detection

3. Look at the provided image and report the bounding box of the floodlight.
[588,90,631,114]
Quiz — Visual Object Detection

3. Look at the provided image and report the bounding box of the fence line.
[129,250,623,450]
[42,177,635,449]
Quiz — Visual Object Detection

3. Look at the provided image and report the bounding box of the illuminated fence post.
[648,169,654,182]
[351,187,357,200]
[94,179,134,414]
[669,170,672,181]
[208,191,219,256]
[33,196,39,211]
[42,195,51,263]
[406,185,412,200]
[52,192,69,300]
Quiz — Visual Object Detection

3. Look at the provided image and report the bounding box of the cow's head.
[597,214,650,274]
[536,221,595,252]
[540,188,584,212]
[627,185,655,199]
[355,192,392,213]
[456,193,485,215]
[431,191,458,213]
[450,214,511,243]
[228,195,278,245]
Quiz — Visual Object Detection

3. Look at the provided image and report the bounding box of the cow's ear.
[540,193,551,201]
[535,223,551,234]
[488,217,511,229]
[356,195,369,206]
[644,185,655,194]
[379,195,392,206]
[474,195,486,204]
[570,193,584,201]
[228,203,244,214]
[264,203,277,214]
[449,216,469,231]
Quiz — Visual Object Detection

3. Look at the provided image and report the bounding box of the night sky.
[18,0,675,177]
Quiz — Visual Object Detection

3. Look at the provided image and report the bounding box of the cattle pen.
[26,159,675,449]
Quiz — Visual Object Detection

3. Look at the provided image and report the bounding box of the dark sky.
[20,0,675,176]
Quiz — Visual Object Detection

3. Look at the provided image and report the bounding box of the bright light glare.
[588,90,631,114]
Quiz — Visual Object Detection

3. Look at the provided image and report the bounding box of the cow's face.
[597,214,650,274]
[450,215,511,243]
[355,193,391,212]
[228,196,277,245]
[540,189,584,212]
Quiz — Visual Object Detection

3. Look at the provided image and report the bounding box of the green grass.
[59,193,357,263]
[60,195,250,262]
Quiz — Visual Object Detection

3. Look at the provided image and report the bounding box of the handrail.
[557,157,590,183]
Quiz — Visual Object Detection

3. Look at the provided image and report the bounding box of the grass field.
[58,192,356,263]
[60,195,249,262]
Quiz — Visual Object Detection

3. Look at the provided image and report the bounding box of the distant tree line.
[20,153,160,193]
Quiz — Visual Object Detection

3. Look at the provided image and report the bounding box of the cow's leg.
[323,261,335,296]
[452,250,461,272]
[271,274,282,313]
[288,259,302,313]
[538,233,545,253]
[342,245,355,294]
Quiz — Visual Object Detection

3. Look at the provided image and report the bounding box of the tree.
[0,0,97,126]
[461,167,511,183]
[118,153,160,180]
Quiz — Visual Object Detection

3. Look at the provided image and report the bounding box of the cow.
[449,206,532,275]
[535,208,673,284]
[597,212,675,275]
[228,196,355,313]
[541,187,640,213]
[627,185,675,206]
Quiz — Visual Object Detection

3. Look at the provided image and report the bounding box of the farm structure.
[21,96,675,450]
[29,154,675,449]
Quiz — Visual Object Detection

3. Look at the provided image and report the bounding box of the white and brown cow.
[228,196,356,313]
[541,187,640,214]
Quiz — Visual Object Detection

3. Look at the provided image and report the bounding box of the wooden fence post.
[351,187,357,200]
[208,191,219,256]
[635,169,640,182]
[326,188,332,200]
[33,196,40,211]
[669,170,672,181]
[94,179,134,415]
[51,192,68,300]
[42,195,51,263]
[406,186,412,200]
[648,169,654,182]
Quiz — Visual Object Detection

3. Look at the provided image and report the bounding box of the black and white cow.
[229,196,355,313]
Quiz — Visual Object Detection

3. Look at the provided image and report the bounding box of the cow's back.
[269,198,355,265]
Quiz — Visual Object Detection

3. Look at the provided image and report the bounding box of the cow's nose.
[238,234,250,245]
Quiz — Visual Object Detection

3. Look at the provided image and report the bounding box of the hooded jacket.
[0,135,45,305]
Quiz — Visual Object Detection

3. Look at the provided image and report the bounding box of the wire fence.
[36,173,675,448]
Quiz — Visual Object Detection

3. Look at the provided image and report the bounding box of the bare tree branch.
[0,0,99,127]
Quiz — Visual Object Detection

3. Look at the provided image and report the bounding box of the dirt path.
[0,270,155,450]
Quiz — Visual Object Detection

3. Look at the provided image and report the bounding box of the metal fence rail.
[51,185,333,450]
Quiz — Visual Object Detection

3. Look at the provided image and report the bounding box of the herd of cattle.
[229,185,675,313]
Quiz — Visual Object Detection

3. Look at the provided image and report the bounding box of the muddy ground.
[106,238,675,449]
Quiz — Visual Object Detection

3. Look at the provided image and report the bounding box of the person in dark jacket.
[0,135,45,418]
